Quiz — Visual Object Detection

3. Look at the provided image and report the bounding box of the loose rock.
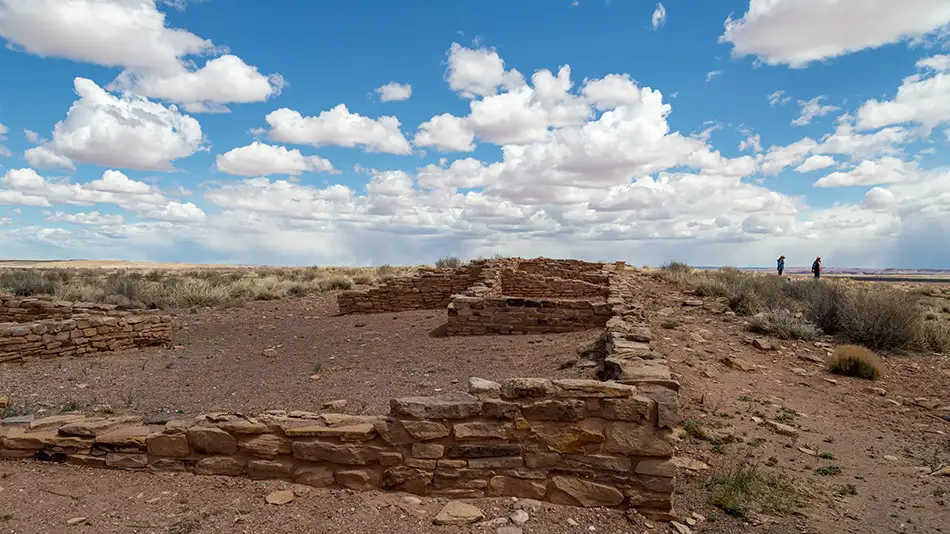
[510,509,530,526]
[433,501,484,525]
[265,489,294,505]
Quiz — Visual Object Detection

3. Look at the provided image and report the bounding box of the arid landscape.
[1,258,948,534]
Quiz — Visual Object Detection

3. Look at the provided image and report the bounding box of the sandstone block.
[601,396,655,422]
[401,420,450,440]
[238,434,292,458]
[28,414,87,432]
[373,420,415,446]
[454,422,513,440]
[146,433,190,458]
[285,423,377,442]
[446,444,522,458]
[59,416,142,437]
[468,457,524,469]
[292,441,378,465]
[68,454,107,468]
[482,399,522,420]
[635,459,676,477]
[552,379,634,398]
[405,458,438,469]
[521,399,586,421]
[526,452,559,468]
[293,465,335,487]
[195,456,246,476]
[412,443,444,459]
[148,458,187,472]
[335,469,380,491]
[104,453,147,469]
[548,476,624,507]
[641,386,680,428]
[381,466,432,493]
[468,377,501,397]
[530,422,605,454]
[487,476,547,499]
[390,392,481,419]
[95,426,150,449]
[501,378,552,399]
[187,427,238,455]
[604,423,675,457]
[248,458,294,479]
[216,419,269,435]
[562,454,632,472]
[433,501,485,525]
[378,451,403,466]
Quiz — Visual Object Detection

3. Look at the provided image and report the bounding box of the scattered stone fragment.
[0,396,7,408]
[261,348,277,357]
[766,420,799,437]
[824,378,838,385]
[865,387,887,396]
[752,338,775,351]
[685,517,697,526]
[510,510,529,526]
[479,518,509,529]
[883,455,899,461]
[790,367,808,376]
[323,399,347,410]
[932,465,950,476]
[567,518,579,526]
[496,527,522,534]
[67,517,87,526]
[682,300,702,307]
[670,521,692,534]
[799,447,816,456]
[265,489,294,505]
[671,456,709,471]
[433,501,484,525]
[469,377,501,396]
[799,353,825,364]
[720,356,757,372]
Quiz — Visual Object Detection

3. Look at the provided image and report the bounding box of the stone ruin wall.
[446,297,613,336]
[499,268,609,300]
[336,265,487,315]
[511,258,610,286]
[0,377,676,520]
[0,294,172,364]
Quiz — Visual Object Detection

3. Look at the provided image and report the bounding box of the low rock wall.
[500,269,609,300]
[446,296,612,335]
[514,259,609,285]
[337,266,485,314]
[0,377,675,519]
[0,294,172,363]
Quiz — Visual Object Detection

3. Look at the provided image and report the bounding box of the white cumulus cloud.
[445,42,508,98]
[216,142,334,177]
[24,146,75,170]
[814,157,916,187]
[651,3,666,30]
[414,114,476,152]
[795,155,836,173]
[262,105,412,155]
[375,82,412,102]
[856,56,950,133]
[792,96,840,126]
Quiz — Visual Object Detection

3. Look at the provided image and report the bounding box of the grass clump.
[827,345,882,380]
[839,289,919,350]
[815,465,842,476]
[709,463,811,518]
[435,256,465,269]
[319,274,354,291]
[747,310,820,340]
[683,419,708,440]
[913,320,950,353]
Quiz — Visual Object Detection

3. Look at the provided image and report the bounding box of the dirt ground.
[1,270,949,533]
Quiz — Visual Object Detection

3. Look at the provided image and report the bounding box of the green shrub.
[0,270,63,296]
[827,345,882,380]
[840,289,919,350]
[747,310,820,340]
[709,463,809,518]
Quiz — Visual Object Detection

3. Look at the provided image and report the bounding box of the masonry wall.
[500,269,609,300]
[514,259,609,285]
[0,294,172,364]
[337,266,486,314]
[0,377,676,519]
[446,296,612,335]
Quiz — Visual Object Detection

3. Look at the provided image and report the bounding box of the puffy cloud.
[761,137,819,175]
[814,157,916,187]
[413,114,476,152]
[215,142,334,177]
[47,211,125,225]
[0,0,283,109]
[48,78,205,171]
[24,146,75,170]
[720,0,950,67]
[262,105,412,155]
[795,154,836,173]
[856,56,950,132]
[445,43,507,98]
[417,158,500,190]
[861,187,897,210]
[23,129,40,143]
[792,96,839,126]
[581,74,641,111]
[375,82,412,102]
[739,133,762,153]
[110,55,284,111]
[651,3,666,30]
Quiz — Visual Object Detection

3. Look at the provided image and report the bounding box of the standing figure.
[812,257,822,279]
[777,255,785,276]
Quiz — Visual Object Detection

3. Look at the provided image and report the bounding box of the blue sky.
[1,0,950,268]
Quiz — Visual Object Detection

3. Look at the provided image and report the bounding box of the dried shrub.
[0,269,63,296]
[827,345,883,380]
[913,320,950,353]
[840,289,919,350]
[320,275,354,291]
[351,272,376,285]
[747,310,820,340]
[436,256,464,269]
[709,463,811,518]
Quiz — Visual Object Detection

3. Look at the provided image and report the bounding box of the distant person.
[777,255,785,276]
[812,257,822,279]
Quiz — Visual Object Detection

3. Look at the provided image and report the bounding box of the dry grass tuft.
[435,256,465,269]
[827,345,883,380]
[747,310,820,340]
[913,320,950,353]
[709,462,812,518]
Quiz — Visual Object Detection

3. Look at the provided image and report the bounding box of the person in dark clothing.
[812,257,822,279]
[777,255,785,276]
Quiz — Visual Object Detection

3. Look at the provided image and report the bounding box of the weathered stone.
[285,423,377,442]
[373,419,415,446]
[488,476,547,499]
[548,476,624,507]
[531,422,605,454]
[335,469,380,491]
[412,443,444,459]
[720,356,757,372]
[195,456,245,476]
[446,444,522,458]
[405,458,438,469]
[482,399,522,420]
[601,396,655,421]
[248,458,294,479]
[501,378,552,399]
[265,489,294,505]
[526,452,560,468]
[641,386,680,428]
[148,458,187,472]
[293,465,335,487]
[563,454,632,472]
[28,414,86,432]
[238,434,292,458]
[683,299,702,307]
[321,414,383,426]
[401,420,450,440]
[671,456,709,471]
[628,327,654,343]
[379,451,403,466]
[217,419,269,435]
[635,459,676,477]
[510,509,530,526]
[94,426,149,448]
[323,399,348,411]
[468,377,501,397]
[454,422,513,440]
[291,441,378,465]
[433,501,485,525]
[766,420,799,437]
[390,392,481,419]
[186,427,237,455]
[0,449,36,459]
[2,427,52,449]
[146,433,190,458]
[635,475,675,493]
[164,420,194,434]
[438,459,467,469]
[58,416,142,437]
[521,399,586,421]
[468,457,524,469]
[604,423,675,456]
[381,466,432,493]
[552,379,634,398]
[753,338,775,351]
[68,454,107,468]
[104,453,147,469]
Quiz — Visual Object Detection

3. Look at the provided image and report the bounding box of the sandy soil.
[0,295,599,417]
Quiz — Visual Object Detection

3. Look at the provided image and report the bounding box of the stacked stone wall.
[499,269,609,300]
[337,266,485,314]
[0,294,171,363]
[446,296,612,335]
[0,377,675,519]
[514,259,609,285]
